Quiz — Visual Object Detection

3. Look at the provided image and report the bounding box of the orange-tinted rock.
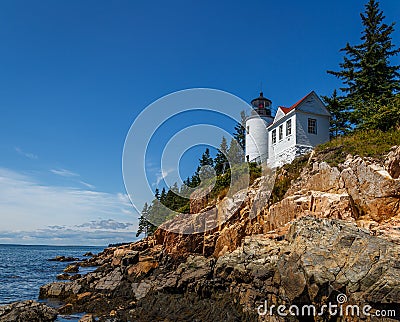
[127,257,158,280]
[386,146,400,179]
[341,156,400,221]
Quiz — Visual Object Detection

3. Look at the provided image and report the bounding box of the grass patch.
[316,129,400,166]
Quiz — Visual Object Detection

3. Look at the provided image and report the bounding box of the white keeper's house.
[245,91,331,168]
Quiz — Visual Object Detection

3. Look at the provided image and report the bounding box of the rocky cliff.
[33,146,400,321]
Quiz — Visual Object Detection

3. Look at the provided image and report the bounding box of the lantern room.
[250,91,272,117]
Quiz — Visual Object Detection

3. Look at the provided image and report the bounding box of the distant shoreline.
[0,243,106,248]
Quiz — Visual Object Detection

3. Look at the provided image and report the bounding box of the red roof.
[278,92,314,114]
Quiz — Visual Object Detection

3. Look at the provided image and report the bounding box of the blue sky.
[0,0,399,245]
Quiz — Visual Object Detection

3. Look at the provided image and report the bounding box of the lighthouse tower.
[245,92,274,163]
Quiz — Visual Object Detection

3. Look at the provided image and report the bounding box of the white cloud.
[76,219,133,230]
[50,168,80,177]
[14,147,38,160]
[79,180,96,189]
[0,167,140,245]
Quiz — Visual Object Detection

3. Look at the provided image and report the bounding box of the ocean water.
[0,244,104,320]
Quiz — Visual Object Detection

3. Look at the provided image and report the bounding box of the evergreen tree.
[146,189,165,232]
[361,94,400,131]
[233,111,246,151]
[322,90,351,137]
[170,182,188,211]
[136,203,156,237]
[197,148,214,180]
[158,183,190,216]
[146,204,157,235]
[227,138,244,165]
[198,148,214,167]
[214,136,229,175]
[154,188,160,200]
[168,182,179,209]
[160,187,166,203]
[328,0,400,127]
[171,182,179,193]
[180,179,191,198]
[181,177,193,193]
[190,173,200,187]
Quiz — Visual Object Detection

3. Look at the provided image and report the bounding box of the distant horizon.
[0,243,109,248]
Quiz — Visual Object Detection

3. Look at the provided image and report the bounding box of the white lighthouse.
[245,90,331,167]
[245,92,274,163]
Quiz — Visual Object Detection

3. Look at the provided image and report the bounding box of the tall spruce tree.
[233,111,246,151]
[328,0,400,128]
[322,90,351,137]
[214,136,229,175]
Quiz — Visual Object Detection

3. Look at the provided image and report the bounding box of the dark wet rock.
[79,247,115,267]
[0,300,57,322]
[95,268,123,291]
[57,273,82,280]
[83,252,94,257]
[39,281,81,300]
[58,303,73,315]
[48,256,79,262]
[64,263,79,273]
[129,292,257,322]
[70,274,82,280]
[57,273,71,280]
[120,251,139,268]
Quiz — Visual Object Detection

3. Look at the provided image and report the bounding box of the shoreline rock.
[0,300,57,322]
[48,256,79,262]
[64,263,80,273]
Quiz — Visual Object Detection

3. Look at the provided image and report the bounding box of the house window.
[286,119,292,136]
[272,129,276,144]
[279,125,283,140]
[308,118,317,134]
[246,126,249,134]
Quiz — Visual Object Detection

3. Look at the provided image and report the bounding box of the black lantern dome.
[251,91,272,117]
